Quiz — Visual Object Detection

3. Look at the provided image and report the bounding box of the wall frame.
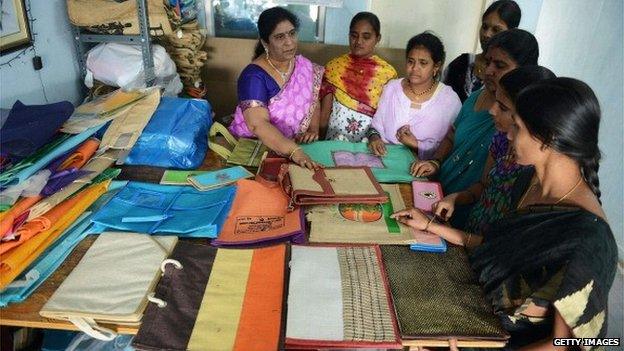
[0,0,32,53]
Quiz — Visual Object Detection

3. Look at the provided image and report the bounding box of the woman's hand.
[433,193,458,220]
[368,135,387,156]
[396,125,419,149]
[390,208,430,230]
[291,149,322,170]
[410,160,440,177]
[295,130,319,144]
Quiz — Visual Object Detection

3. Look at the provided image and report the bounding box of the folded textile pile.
[162,20,208,98]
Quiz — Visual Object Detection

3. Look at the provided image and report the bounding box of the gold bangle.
[465,232,473,247]
[289,146,302,160]
[424,215,435,232]
[429,159,441,169]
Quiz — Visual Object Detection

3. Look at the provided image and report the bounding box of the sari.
[321,54,396,141]
[229,55,324,139]
[470,170,618,349]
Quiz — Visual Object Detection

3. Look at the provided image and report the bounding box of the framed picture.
[0,0,32,53]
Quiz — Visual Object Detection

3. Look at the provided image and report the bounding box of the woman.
[433,66,555,235]
[393,78,618,349]
[320,12,397,142]
[367,32,461,161]
[443,0,521,102]
[411,28,539,228]
[229,7,324,169]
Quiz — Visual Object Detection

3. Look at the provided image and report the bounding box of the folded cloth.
[212,179,306,247]
[286,245,401,349]
[90,181,236,238]
[0,100,74,163]
[301,140,419,183]
[0,126,102,188]
[40,232,178,341]
[0,181,110,289]
[0,181,127,307]
[0,196,42,239]
[133,243,286,351]
[58,138,100,170]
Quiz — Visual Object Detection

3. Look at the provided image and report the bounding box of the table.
[0,150,506,349]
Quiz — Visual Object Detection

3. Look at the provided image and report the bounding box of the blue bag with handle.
[124,97,211,169]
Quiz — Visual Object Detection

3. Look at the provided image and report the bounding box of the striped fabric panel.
[337,247,396,342]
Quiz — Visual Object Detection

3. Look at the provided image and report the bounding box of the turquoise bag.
[301,141,419,183]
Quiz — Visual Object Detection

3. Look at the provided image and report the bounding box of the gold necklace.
[407,79,436,100]
[265,55,293,82]
[518,177,584,208]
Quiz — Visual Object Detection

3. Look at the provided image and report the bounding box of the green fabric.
[227,139,268,168]
[381,245,508,341]
[439,90,495,195]
[301,140,418,183]
[381,191,400,233]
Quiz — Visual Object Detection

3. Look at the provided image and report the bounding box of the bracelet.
[424,215,435,232]
[289,146,302,160]
[429,159,441,169]
[465,232,473,247]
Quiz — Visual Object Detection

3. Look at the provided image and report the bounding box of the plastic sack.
[66,332,135,351]
[85,43,182,96]
[124,97,211,169]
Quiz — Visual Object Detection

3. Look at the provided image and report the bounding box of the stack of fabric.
[162,20,208,98]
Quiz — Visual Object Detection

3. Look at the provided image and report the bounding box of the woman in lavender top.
[367,32,461,161]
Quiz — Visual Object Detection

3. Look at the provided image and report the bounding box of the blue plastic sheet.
[90,181,235,238]
[124,97,211,169]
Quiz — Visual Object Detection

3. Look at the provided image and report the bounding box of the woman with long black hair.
[393,77,618,349]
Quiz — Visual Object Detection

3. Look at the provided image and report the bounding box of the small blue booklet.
[187,166,254,191]
[408,214,448,253]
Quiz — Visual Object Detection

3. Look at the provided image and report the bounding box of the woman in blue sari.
[411,29,538,228]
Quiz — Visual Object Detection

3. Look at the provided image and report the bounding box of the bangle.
[465,232,473,247]
[289,146,302,160]
[424,215,435,232]
[429,159,441,169]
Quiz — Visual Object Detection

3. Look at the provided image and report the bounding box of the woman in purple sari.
[229,7,324,169]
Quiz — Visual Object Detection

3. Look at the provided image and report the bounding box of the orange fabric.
[0,181,109,289]
[218,179,302,244]
[0,196,43,237]
[232,245,286,351]
[58,138,101,170]
[1,181,98,255]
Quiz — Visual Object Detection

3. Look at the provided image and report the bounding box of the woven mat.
[381,245,508,341]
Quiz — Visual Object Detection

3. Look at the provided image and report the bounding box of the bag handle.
[68,317,117,341]
[208,122,238,160]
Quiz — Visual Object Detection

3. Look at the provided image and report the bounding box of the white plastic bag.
[85,43,182,96]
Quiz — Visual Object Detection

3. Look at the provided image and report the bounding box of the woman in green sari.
[394,78,618,349]
[411,29,539,228]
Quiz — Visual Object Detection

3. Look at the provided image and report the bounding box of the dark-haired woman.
[412,28,539,228]
[393,77,618,349]
[367,32,461,160]
[319,12,397,142]
[229,7,324,169]
[433,66,555,235]
[443,0,521,102]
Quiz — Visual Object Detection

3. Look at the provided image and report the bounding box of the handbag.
[208,122,268,168]
[279,164,388,208]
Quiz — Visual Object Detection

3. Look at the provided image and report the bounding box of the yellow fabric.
[0,181,109,289]
[324,54,396,115]
[187,249,253,351]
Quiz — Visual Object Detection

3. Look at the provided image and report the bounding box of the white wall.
[370,0,486,64]
[0,0,82,108]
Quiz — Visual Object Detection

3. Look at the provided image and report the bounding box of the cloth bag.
[286,245,401,349]
[90,181,236,238]
[212,179,305,247]
[279,164,388,208]
[124,97,211,169]
[208,122,268,168]
[39,233,178,340]
[301,140,418,183]
[132,243,286,351]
